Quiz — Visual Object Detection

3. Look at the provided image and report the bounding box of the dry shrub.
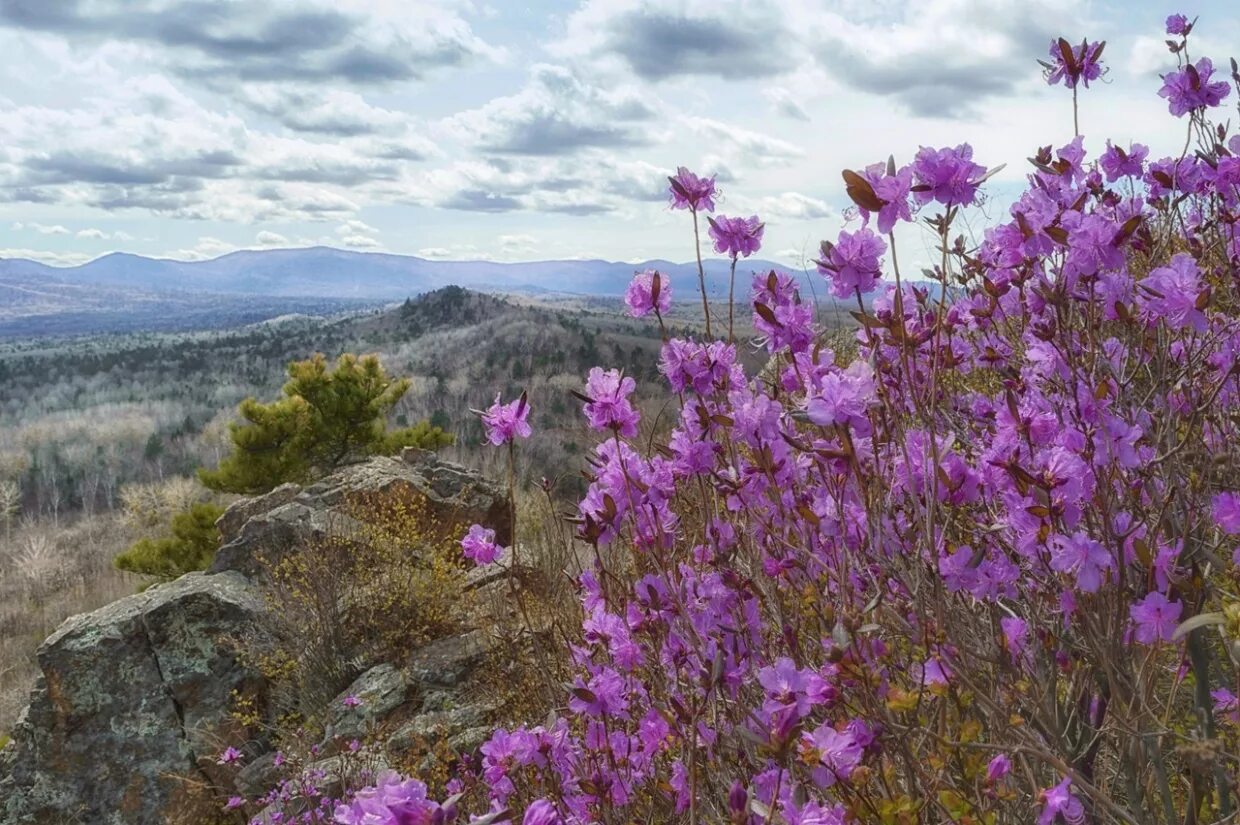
[0,513,140,732]
[247,489,474,733]
[120,476,209,529]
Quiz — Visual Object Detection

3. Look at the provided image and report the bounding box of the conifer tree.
[199,353,452,495]
[114,501,225,583]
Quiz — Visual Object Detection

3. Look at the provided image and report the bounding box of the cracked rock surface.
[0,451,513,825]
[0,572,267,825]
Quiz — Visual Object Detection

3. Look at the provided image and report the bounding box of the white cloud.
[168,236,236,261]
[0,247,92,265]
[12,221,70,234]
[742,192,836,221]
[0,0,1228,268]
[417,246,454,258]
[255,230,289,246]
[446,64,658,156]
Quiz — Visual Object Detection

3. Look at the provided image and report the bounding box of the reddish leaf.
[842,169,885,212]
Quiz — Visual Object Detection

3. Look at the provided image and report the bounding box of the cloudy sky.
[0,0,1236,269]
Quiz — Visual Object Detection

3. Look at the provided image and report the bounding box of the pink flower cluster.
[327,14,1240,825]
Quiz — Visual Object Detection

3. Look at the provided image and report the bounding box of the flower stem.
[692,209,713,338]
[727,254,738,343]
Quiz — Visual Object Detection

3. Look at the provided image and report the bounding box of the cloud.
[12,221,70,234]
[686,117,805,170]
[449,64,657,156]
[806,0,1081,118]
[745,192,836,221]
[19,148,243,186]
[168,235,236,261]
[255,230,289,246]
[236,85,411,137]
[766,88,810,121]
[0,1,499,86]
[417,247,454,258]
[410,155,665,216]
[556,1,793,80]
[338,233,382,248]
[498,233,536,250]
[334,219,382,248]
[438,188,523,212]
[0,246,93,265]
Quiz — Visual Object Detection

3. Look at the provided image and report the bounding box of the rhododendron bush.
[260,15,1240,825]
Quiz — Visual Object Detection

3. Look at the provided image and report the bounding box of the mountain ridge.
[0,245,797,300]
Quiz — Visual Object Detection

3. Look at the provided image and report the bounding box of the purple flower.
[582,367,640,438]
[461,523,502,566]
[1099,141,1148,182]
[1139,253,1207,332]
[751,270,814,353]
[523,800,562,825]
[857,161,913,233]
[1130,591,1182,644]
[987,754,1012,784]
[668,166,717,212]
[727,782,747,816]
[224,796,245,810]
[911,144,988,208]
[805,362,876,431]
[1043,38,1106,89]
[342,694,362,709]
[1214,688,1240,723]
[802,724,863,787]
[1000,616,1030,665]
[1049,532,1113,593]
[480,392,532,445]
[1166,14,1191,36]
[374,773,436,821]
[1039,776,1085,825]
[816,228,886,298]
[708,214,764,258]
[568,666,629,718]
[1159,58,1231,117]
[1213,492,1240,534]
[217,746,242,765]
[758,657,830,721]
[659,339,740,395]
[625,269,671,317]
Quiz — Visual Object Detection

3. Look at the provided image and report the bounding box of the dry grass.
[0,514,142,731]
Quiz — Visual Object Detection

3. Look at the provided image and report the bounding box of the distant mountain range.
[0,246,801,300]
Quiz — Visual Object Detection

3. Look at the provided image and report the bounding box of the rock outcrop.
[0,572,267,825]
[210,448,509,578]
[0,450,513,825]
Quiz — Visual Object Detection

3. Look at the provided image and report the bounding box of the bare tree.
[0,479,19,543]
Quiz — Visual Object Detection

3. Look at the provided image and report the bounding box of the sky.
[0,0,1237,270]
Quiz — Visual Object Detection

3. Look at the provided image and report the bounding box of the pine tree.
[114,502,225,583]
[199,353,453,495]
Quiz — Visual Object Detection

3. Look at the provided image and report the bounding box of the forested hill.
[0,287,693,517]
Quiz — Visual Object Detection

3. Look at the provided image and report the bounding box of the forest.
[0,285,727,730]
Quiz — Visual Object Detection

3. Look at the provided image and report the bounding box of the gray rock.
[0,572,268,825]
[0,451,513,825]
[210,451,510,578]
[216,482,301,543]
[387,697,502,754]
[407,631,491,691]
[322,664,413,745]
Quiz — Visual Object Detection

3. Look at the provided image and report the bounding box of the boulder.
[322,664,414,745]
[0,451,514,825]
[210,449,510,578]
[0,572,268,825]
